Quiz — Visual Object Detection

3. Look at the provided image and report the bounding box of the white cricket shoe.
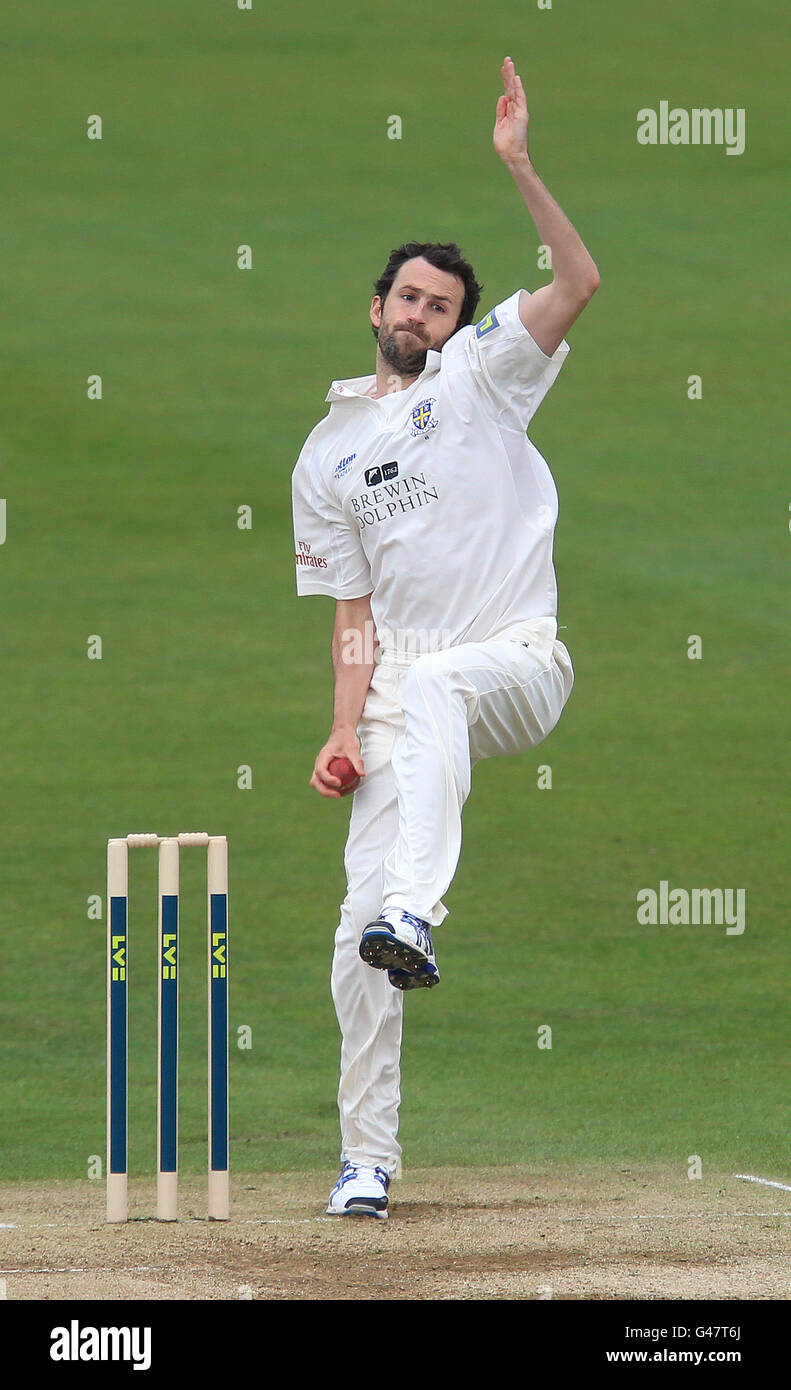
[359,909,440,989]
[326,1161,390,1218]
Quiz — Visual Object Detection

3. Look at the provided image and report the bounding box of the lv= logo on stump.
[106,833,229,1223]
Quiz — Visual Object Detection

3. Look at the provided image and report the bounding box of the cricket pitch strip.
[1,1164,788,1301]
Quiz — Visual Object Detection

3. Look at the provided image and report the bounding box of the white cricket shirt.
[291,289,569,660]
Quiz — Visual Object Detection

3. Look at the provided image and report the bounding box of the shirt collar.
[325,349,442,403]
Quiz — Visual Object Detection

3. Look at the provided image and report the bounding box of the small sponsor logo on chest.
[333,452,357,478]
[365,461,398,486]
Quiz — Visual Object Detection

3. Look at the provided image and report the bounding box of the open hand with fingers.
[493,55,530,165]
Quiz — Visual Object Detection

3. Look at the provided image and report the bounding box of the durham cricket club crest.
[410,396,439,437]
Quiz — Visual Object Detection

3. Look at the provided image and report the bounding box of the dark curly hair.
[372,241,483,335]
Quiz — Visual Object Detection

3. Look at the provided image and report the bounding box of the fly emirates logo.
[349,468,439,532]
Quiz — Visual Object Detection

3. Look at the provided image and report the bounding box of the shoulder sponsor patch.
[475,307,500,339]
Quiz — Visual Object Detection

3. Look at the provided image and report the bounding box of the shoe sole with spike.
[360,927,439,987]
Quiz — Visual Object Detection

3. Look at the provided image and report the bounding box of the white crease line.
[551,1212,791,1221]
[224,1218,337,1225]
[0,1266,165,1276]
[475,1211,791,1223]
[1,1217,336,1230]
[734,1173,791,1193]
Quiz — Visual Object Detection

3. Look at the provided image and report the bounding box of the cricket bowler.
[291,58,600,1217]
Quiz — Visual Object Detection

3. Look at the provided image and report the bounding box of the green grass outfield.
[1,0,788,1185]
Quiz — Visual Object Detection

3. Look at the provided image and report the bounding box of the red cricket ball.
[327,756,360,794]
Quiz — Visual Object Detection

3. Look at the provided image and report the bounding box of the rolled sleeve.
[460,289,570,428]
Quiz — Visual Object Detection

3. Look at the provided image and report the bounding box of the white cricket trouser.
[329,620,574,1173]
